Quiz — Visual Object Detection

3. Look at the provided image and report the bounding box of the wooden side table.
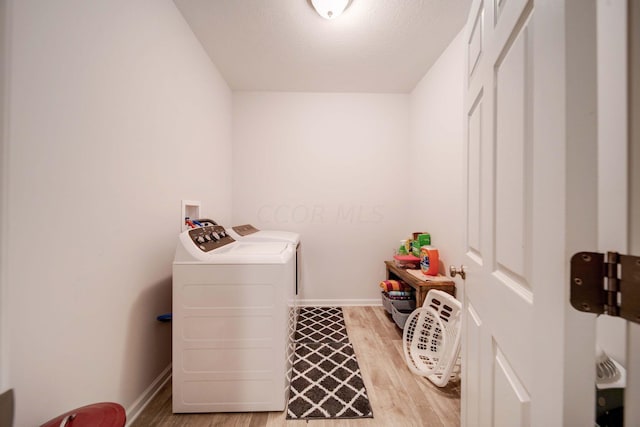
[384,260,456,308]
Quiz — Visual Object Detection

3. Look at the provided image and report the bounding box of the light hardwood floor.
[131,306,460,426]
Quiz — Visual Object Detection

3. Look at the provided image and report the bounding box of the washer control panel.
[188,225,235,252]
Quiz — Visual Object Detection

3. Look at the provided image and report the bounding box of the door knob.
[449,265,467,280]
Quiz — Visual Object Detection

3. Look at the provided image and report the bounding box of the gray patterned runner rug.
[286,307,373,420]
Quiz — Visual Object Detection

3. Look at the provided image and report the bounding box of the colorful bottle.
[420,246,439,276]
[411,240,421,257]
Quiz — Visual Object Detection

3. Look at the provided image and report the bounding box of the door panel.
[490,13,535,392]
[493,347,531,426]
[467,95,482,258]
[494,18,531,282]
[463,304,481,426]
[468,5,484,79]
[494,0,508,24]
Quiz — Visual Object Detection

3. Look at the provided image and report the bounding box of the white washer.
[172,225,295,413]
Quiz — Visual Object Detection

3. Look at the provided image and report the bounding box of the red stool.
[40,402,125,427]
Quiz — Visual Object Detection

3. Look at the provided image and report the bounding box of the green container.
[417,233,431,247]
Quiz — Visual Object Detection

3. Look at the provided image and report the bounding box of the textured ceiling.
[173,0,471,93]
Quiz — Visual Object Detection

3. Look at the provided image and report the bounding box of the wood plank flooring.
[130,306,460,426]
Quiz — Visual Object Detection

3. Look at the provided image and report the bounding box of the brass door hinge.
[570,251,640,324]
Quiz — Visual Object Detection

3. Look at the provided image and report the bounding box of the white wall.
[3,0,232,425]
[231,33,466,304]
[232,93,410,303]
[408,31,466,284]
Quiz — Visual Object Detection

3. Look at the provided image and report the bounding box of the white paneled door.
[461,0,611,425]
[463,2,537,425]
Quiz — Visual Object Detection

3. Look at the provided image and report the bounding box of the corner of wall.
[124,365,171,426]
[407,26,467,276]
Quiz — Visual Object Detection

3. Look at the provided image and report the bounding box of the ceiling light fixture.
[311,0,350,20]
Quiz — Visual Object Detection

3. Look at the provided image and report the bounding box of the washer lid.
[228,228,300,244]
[218,241,289,255]
[204,241,293,263]
[175,238,294,264]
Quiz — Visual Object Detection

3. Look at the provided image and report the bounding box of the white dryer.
[172,224,295,413]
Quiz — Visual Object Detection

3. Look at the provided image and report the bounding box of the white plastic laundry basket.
[402,289,462,387]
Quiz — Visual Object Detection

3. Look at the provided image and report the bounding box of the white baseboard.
[125,364,171,426]
[297,299,381,307]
